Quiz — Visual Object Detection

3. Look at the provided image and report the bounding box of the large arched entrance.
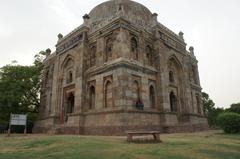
[67,92,75,114]
[170,91,177,112]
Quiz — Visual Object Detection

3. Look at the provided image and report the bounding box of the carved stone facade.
[34,0,208,135]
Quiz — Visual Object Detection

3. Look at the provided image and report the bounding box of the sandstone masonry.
[34,0,208,135]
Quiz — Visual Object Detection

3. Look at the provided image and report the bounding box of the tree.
[202,92,224,127]
[34,50,49,69]
[0,51,47,133]
[208,107,224,127]
[202,92,215,114]
[226,103,240,114]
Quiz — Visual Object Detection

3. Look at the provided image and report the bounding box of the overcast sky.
[0,0,239,108]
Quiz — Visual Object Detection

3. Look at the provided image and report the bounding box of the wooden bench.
[126,131,161,142]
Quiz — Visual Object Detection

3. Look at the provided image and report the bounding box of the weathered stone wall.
[34,112,208,135]
[34,0,208,135]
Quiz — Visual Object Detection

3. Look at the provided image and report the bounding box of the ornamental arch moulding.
[167,55,185,115]
[61,54,75,70]
[167,55,184,84]
[61,55,75,84]
[168,55,183,71]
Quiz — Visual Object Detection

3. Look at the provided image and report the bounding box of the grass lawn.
[0,130,240,159]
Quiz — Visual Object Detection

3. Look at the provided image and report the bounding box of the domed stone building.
[34,0,208,135]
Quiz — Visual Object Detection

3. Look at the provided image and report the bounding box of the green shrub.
[217,112,240,133]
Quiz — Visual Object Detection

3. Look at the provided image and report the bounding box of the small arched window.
[131,37,138,60]
[169,71,175,83]
[170,91,177,112]
[90,46,96,67]
[118,5,122,11]
[67,71,73,84]
[146,45,153,66]
[106,38,113,62]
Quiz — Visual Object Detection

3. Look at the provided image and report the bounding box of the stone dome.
[88,0,154,27]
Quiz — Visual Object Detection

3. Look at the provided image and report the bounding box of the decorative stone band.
[85,57,158,77]
[157,22,184,43]
[56,26,89,54]
[157,30,186,54]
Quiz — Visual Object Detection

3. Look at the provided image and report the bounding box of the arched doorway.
[67,92,75,114]
[105,81,113,108]
[170,92,177,112]
[89,86,95,110]
[149,85,155,108]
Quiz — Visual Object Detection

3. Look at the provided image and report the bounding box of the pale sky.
[0,0,240,108]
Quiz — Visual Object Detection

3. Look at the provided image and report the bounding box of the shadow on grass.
[199,149,240,159]
[126,138,162,144]
[214,132,240,140]
[214,143,240,152]
[23,139,57,149]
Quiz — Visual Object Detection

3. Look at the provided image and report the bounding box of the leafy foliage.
[0,51,46,133]
[208,108,225,128]
[202,92,224,127]
[217,112,240,133]
[202,92,215,114]
[226,103,240,114]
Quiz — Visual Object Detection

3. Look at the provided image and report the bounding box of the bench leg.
[127,134,133,142]
[153,134,160,141]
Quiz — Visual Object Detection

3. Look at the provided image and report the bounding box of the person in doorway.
[136,98,144,110]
